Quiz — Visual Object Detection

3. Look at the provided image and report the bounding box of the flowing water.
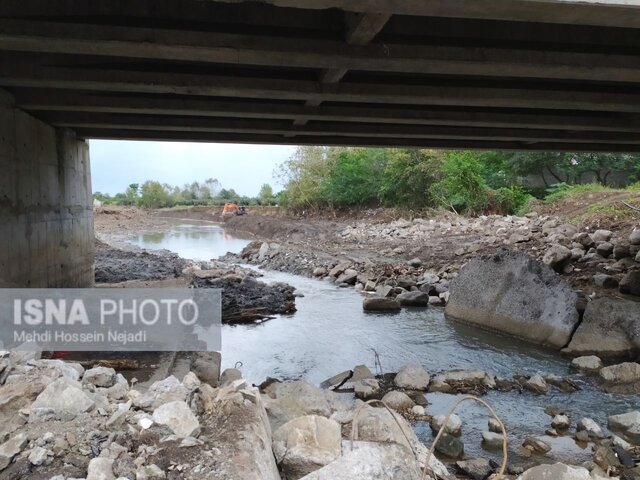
[130,220,640,464]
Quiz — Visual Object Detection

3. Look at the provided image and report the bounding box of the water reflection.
[131,220,252,261]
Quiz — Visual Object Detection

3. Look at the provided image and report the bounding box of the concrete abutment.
[0,90,94,287]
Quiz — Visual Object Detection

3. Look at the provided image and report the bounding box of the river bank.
[59,206,640,478]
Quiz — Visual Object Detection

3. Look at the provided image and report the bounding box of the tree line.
[276,147,640,215]
[94,178,277,209]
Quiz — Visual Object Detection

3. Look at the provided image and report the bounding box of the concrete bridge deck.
[2,0,640,151]
[2,0,640,288]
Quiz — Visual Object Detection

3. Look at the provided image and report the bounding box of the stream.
[130,219,640,464]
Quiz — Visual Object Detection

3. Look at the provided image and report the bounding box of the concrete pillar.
[0,90,94,287]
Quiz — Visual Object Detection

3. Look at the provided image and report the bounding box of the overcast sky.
[90,140,296,196]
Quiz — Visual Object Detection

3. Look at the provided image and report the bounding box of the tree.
[258,183,274,205]
[138,181,171,208]
[379,149,443,208]
[124,183,139,205]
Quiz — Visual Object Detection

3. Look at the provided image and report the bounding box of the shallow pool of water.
[130,219,251,261]
[128,221,640,463]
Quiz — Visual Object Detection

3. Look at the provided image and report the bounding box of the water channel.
[129,219,639,463]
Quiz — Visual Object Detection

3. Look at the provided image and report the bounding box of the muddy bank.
[94,239,187,283]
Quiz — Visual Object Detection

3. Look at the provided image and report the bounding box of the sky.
[89,140,296,196]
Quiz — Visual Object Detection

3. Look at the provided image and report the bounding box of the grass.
[543,183,613,203]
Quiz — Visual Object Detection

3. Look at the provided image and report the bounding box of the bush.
[434,151,489,215]
[493,186,532,215]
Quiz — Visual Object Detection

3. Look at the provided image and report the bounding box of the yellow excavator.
[222,202,247,216]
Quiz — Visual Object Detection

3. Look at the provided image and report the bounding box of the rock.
[552,414,571,430]
[614,244,632,259]
[298,441,424,480]
[132,376,188,411]
[631,229,640,245]
[430,414,462,436]
[522,437,551,454]
[354,379,380,400]
[152,401,200,437]
[456,458,493,480]
[83,366,116,387]
[431,369,495,391]
[352,365,374,381]
[30,377,95,421]
[434,432,464,458]
[593,445,621,471]
[543,244,573,272]
[396,291,430,307]
[394,364,430,391]
[374,285,394,297]
[488,418,503,433]
[28,446,48,466]
[608,411,640,433]
[516,463,591,480]
[563,297,640,358]
[0,432,28,470]
[574,232,595,249]
[525,374,549,394]
[87,457,116,480]
[407,258,422,267]
[620,271,640,296]
[411,405,425,416]
[599,362,640,384]
[596,242,614,258]
[381,391,415,411]
[577,417,604,437]
[570,356,603,373]
[593,274,619,288]
[191,351,221,387]
[136,464,166,480]
[312,267,327,277]
[362,297,401,311]
[220,368,243,386]
[265,381,348,431]
[481,431,504,449]
[337,269,358,285]
[574,430,589,443]
[445,250,579,349]
[346,406,448,478]
[428,296,445,306]
[272,415,341,480]
[593,230,613,243]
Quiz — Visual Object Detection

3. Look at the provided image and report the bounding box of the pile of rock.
[191,267,297,322]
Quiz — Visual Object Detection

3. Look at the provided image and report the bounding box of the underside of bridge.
[2,0,640,288]
[2,0,640,151]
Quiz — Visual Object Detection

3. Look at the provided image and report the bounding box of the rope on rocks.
[423,395,508,480]
[348,395,508,480]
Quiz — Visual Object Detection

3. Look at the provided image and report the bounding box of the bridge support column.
[0,90,94,287]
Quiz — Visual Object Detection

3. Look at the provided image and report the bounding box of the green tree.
[434,151,489,214]
[138,181,171,208]
[379,149,443,208]
[124,183,139,205]
[258,183,274,205]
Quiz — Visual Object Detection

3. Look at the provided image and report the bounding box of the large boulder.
[30,377,95,421]
[445,249,579,348]
[264,381,348,431]
[152,400,200,437]
[363,297,401,312]
[564,297,640,358]
[516,463,591,480]
[396,291,430,307]
[620,271,640,296]
[394,364,430,391]
[299,441,426,480]
[599,362,640,384]
[272,415,341,479]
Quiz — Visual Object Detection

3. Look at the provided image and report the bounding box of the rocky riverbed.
[1,350,639,480]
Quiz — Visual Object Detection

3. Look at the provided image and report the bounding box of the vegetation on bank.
[276,147,640,215]
[94,179,278,209]
[93,147,640,215]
